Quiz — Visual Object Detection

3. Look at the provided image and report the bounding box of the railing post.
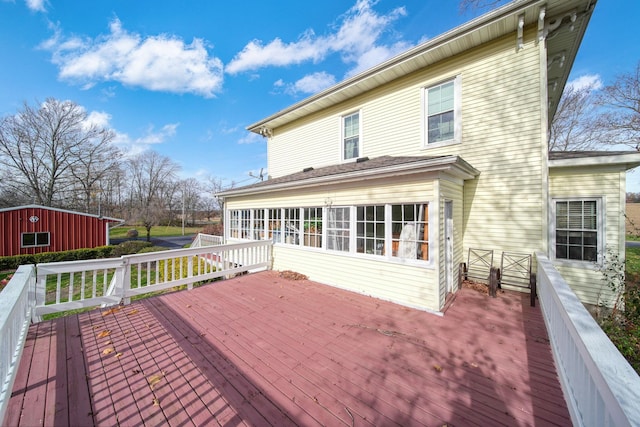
[187,255,194,290]
[32,266,46,323]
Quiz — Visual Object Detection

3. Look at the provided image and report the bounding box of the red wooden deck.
[4,271,571,426]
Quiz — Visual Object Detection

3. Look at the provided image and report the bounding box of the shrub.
[201,223,223,236]
[0,246,117,270]
[111,240,152,257]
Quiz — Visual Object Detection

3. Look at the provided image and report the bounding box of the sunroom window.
[283,208,300,245]
[391,204,429,260]
[327,207,350,252]
[555,199,599,262]
[357,205,385,255]
[303,207,323,248]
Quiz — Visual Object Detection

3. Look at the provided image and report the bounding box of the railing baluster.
[56,274,61,304]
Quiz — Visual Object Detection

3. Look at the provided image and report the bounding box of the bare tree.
[205,175,236,226]
[598,62,640,150]
[126,151,180,241]
[549,83,603,151]
[180,178,203,226]
[0,98,116,207]
[458,0,505,13]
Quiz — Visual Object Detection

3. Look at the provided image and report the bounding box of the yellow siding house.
[218,0,640,313]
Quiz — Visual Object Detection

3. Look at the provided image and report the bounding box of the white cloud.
[134,123,179,145]
[25,0,46,12]
[567,74,603,91]
[226,0,407,79]
[83,110,111,130]
[238,132,264,145]
[278,71,336,96]
[41,18,223,97]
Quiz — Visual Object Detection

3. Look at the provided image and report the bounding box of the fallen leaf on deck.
[102,307,121,316]
[433,364,443,373]
[148,373,164,389]
[127,309,139,316]
[97,330,111,338]
[114,352,123,358]
[102,348,115,355]
[186,304,192,308]
[152,398,160,406]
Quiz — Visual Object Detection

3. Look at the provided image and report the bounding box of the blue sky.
[1,0,639,191]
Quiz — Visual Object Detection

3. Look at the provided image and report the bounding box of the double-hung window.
[425,77,460,145]
[326,207,350,252]
[391,204,429,260]
[554,199,600,262]
[357,205,385,255]
[343,111,360,160]
[303,207,323,248]
[253,209,265,240]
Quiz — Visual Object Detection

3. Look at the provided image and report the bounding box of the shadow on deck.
[5,271,570,426]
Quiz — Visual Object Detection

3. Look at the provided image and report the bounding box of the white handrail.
[33,240,272,318]
[191,233,224,247]
[0,265,36,422]
[535,252,640,427]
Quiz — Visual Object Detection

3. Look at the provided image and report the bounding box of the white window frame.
[550,197,604,266]
[326,206,351,252]
[422,76,461,148]
[21,231,50,248]
[341,110,361,161]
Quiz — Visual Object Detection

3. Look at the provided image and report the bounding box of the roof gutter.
[549,153,640,170]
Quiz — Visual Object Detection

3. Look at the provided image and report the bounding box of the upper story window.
[553,199,601,263]
[342,111,360,160]
[424,77,460,146]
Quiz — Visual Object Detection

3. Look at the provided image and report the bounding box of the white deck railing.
[536,252,640,427]
[0,239,276,423]
[191,232,224,247]
[0,265,36,421]
[33,240,272,319]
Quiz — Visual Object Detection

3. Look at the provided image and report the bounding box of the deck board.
[4,271,572,426]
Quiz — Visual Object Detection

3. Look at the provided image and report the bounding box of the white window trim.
[21,231,50,248]
[340,110,362,162]
[550,197,605,267]
[422,75,461,149]
[226,204,434,267]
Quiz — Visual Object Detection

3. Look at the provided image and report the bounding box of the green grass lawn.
[110,225,202,238]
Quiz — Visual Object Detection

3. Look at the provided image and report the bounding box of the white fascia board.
[549,153,640,170]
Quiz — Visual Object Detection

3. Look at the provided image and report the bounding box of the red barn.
[0,205,124,257]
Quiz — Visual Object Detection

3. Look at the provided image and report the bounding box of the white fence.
[536,252,640,427]
[0,265,36,421]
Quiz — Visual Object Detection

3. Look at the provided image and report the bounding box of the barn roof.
[0,205,124,224]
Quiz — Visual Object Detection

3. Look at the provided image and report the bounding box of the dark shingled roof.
[217,155,470,196]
